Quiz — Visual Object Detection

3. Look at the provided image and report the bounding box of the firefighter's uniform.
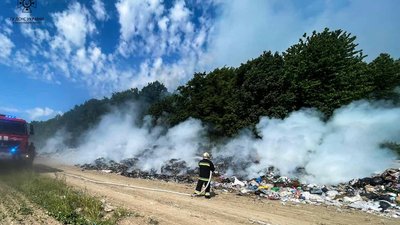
[194,157,215,198]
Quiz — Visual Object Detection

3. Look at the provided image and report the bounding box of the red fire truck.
[0,114,35,165]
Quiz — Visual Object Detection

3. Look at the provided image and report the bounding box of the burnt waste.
[78,157,400,218]
[79,157,197,183]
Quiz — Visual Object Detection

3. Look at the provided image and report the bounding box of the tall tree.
[32,82,169,148]
[237,51,295,126]
[368,53,400,100]
[177,68,240,136]
[284,28,372,116]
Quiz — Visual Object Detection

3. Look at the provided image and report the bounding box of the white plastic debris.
[348,201,381,212]
[326,190,339,198]
[233,177,245,187]
[343,195,363,203]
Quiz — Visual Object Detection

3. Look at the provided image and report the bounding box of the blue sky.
[0,0,399,121]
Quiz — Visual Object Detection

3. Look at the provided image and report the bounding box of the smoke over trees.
[31,81,168,148]
[150,28,400,137]
[32,28,400,152]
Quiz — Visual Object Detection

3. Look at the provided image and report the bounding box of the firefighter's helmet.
[203,152,210,159]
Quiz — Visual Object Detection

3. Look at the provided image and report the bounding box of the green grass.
[1,171,129,225]
[18,202,34,216]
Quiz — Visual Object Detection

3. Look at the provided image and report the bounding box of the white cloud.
[116,0,164,56]
[1,0,399,101]
[2,19,58,82]
[2,19,13,35]
[93,0,108,21]
[26,107,61,120]
[170,0,190,22]
[75,48,93,75]
[1,1,215,98]
[114,0,213,91]
[20,25,50,44]
[14,51,35,73]
[116,0,163,41]
[18,2,109,87]
[115,0,201,57]
[131,54,197,90]
[14,51,29,64]
[72,44,107,76]
[158,16,169,31]
[0,33,14,59]
[52,2,95,48]
[0,107,20,113]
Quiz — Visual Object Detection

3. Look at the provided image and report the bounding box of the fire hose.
[197,171,213,196]
[61,172,191,196]
[61,172,214,197]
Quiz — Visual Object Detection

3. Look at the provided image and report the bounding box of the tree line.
[31,81,168,147]
[32,28,400,148]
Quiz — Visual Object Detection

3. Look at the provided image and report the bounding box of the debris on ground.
[78,157,196,183]
[77,158,400,218]
[213,168,400,218]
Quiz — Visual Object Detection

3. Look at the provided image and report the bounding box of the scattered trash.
[211,168,400,218]
[78,158,400,218]
[248,218,271,225]
[78,157,196,183]
[233,176,245,187]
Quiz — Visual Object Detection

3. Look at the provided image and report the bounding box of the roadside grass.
[1,171,130,225]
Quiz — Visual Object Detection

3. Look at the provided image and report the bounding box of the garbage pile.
[161,159,196,176]
[78,157,400,218]
[78,157,197,183]
[213,168,400,218]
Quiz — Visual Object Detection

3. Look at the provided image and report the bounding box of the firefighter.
[193,152,215,198]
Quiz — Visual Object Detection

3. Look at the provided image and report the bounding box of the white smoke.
[43,100,400,184]
[213,109,326,178]
[303,101,400,184]
[44,104,207,172]
[215,100,400,184]
[40,129,70,154]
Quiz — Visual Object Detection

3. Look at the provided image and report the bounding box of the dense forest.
[32,28,400,148]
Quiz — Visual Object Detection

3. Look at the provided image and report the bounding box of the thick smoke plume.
[46,104,207,171]
[215,101,400,184]
[43,101,400,184]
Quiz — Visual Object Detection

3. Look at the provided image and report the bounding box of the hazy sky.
[0,0,399,121]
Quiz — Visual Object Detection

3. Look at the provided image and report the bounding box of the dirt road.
[41,164,399,225]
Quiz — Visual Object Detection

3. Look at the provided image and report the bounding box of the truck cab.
[0,114,35,165]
